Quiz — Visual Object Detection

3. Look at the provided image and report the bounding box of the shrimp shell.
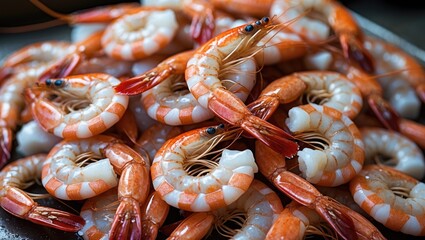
[102,9,179,60]
[350,165,425,236]
[28,73,129,139]
[285,103,364,186]
[361,127,425,180]
[151,125,258,212]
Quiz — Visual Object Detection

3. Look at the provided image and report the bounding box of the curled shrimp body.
[364,36,425,105]
[266,201,337,239]
[285,103,364,186]
[363,36,424,119]
[0,154,85,232]
[249,71,363,120]
[361,127,425,180]
[0,41,75,77]
[26,73,129,139]
[350,164,425,236]
[271,0,374,73]
[143,55,257,125]
[102,8,179,61]
[151,124,259,212]
[42,135,150,239]
[169,179,283,239]
[185,17,299,158]
[41,135,120,200]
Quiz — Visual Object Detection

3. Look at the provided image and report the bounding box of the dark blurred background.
[0,0,424,49]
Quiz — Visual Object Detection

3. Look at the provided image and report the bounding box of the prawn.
[360,127,425,180]
[185,16,299,158]
[0,154,85,232]
[101,8,179,61]
[151,124,259,212]
[284,103,364,186]
[248,71,363,120]
[25,73,129,139]
[271,0,374,73]
[41,135,150,239]
[255,139,385,240]
[350,164,425,236]
[364,36,425,105]
[168,179,283,239]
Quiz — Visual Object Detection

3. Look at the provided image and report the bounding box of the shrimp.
[25,73,129,139]
[360,127,425,180]
[350,164,425,236]
[78,188,118,240]
[271,0,374,73]
[255,140,385,240]
[185,16,299,158]
[248,71,363,120]
[302,49,425,149]
[364,36,425,105]
[168,179,283,239]
[0,154,85,232]
[285,103,364,186]
[101,8,179,60]
[265,201,338,239]
[42,135,150,239]
[151,124,258,212]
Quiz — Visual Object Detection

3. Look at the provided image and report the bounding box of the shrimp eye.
[218,123,225,129]
[206,127,216,135]
[255,20,262,25]
[244,24,254,32]
[262,17,269,23]
[54,79,64,86]
[45,79,52,86]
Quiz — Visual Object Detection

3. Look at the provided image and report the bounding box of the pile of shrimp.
[1,0,425,239]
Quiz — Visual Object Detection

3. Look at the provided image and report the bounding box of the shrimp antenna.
[29,0,74,23]
[0,19,65,33]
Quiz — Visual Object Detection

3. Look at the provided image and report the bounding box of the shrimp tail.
[28,206,86,232]
[210,88,298,158]
[340,34,374,74]
[1,188,85,232]
[317,197,386,240]
[115,65,172,95]
[0,127,12,168]
[315,198,358,240]
[367,93,400,131]
[190,8,215,45]
[38,53,81,82]
[109,198,142,240]
[247,97,280,120]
